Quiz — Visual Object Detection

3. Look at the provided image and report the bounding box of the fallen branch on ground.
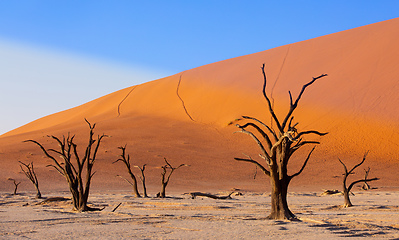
[189,192,235,199]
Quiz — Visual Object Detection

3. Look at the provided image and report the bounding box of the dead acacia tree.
[233,64,328,220]
[158,158,188,198]
[135,164,148,198]
[8,178,21,195]
[25,119,106,212]
[19,161,42,198]
[362,167,372,190]
[338,152,379,207]
[114,145,141,197]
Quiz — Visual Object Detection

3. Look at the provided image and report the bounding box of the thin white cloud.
[0,39,169,135]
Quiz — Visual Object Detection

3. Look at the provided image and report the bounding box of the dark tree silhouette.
[19,161,42,198]
[362,167,372,190]
[25,119,106,212]
[135,164,148,198]
[8,178,21,195]
[114,145,141,197]
[158,158,188,198]
[233,64,328,220]
[338,152,379,207]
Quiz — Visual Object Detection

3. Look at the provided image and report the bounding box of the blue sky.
[0,1,398,134]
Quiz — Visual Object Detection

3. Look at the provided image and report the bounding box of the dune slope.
[1,18,398,193]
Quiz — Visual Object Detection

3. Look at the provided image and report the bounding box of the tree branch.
[46,164,64,175]
[261,64,283,132]
[270,133,294,158]
[281,73,328,131]
[347,177,379,192]
[242,116,278,141]
[234,156,270,176]
[294,130,328,140]
[290,146,316,179]
[116,175,134,186]
[337,157,348,175]
[291,140,320,153]
[24,139,65,174]
[237,122,273,149]
[348,151,369,175]
[234,125,271,160]
[190,192,234,199]
[19,161,36,183]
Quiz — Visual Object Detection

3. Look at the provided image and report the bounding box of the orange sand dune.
[1,18,398,193]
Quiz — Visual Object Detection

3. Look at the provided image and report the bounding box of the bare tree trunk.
[343,189,353,208]
[127,174,140,197]
[114,146,141,197]
[268,175,295,219]
[10,179,21,195]
[35,187,42,199]
[136,164,148,198]
[128,173,140,197]
[141,176,148,198]
[160,182,167,198]
[362,167,371,190]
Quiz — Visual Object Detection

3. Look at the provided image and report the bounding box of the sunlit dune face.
[1,18,399,192]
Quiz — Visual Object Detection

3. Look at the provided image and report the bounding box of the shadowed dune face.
[1,18,398,193]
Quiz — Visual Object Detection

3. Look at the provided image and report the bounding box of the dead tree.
[114,146,141,197]
[338,152,379,207]
[233,64,328,220]
[8,178,21,195]
[25,119,106,212]
[135,164,148,198]
[189,192,234,199]
[158,158,187,198]
[19,161,42,198]
[362,167,372,190]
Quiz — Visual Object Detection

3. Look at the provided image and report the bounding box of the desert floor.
[0,189,398,239]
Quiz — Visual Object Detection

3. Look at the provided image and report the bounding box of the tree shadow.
[309,222,398,238]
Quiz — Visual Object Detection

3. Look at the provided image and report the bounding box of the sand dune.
[1,18,398,193]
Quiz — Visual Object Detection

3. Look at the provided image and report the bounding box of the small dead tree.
[362,167,372,190]
[338,151,379,207]
[135,164,148,198]
[19,161,42,198]
[233,64,328,220]
[8,178,21,195]
[158,158,187,198]
[114,145,141,197]
[25,119,106,212]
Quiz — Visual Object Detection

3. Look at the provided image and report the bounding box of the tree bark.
[160,182,167,198]
[343,189,353,208]
[128,171,140,198]
[268,172,296,219]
